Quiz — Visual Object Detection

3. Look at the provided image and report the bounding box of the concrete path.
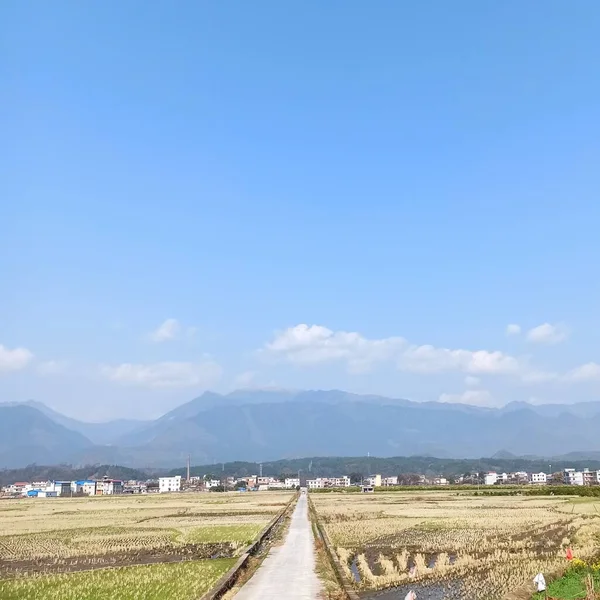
[234,494,322,600]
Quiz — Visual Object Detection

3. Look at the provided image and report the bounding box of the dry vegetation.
[0,491,292,599]
[311,491,600,600]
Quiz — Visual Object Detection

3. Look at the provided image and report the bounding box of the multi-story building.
[529,472,547,485]
[329,476,351,487]
[582,469,596,486]
[205,479,222,489]
[284,478,300,489]
[485,472,498,485]
[563,469,584,486]
[46,481,74,496]
[8,482,29,495]
[306,477,351,489]
[512,472,529,484]
[159,476,182,493]
[382,476,398,486]
[74,480,97,495]
[306,479,322,489]
[95,478,123,495]
[364,474,382,487]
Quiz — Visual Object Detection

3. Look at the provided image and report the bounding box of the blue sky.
[2,2,600,420]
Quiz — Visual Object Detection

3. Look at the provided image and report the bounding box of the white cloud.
[438,389,496,407]
[101,360,222,388]
[233,370,258,388]
[506,324,521,336]
[148,318,181,342]
[520,369,557,383]
[262,324,540,380]
[464,376,480,387]
[399,345,520,375]
[262,324,405,373]
[563,362,600,382]
[37,360,69,376]
[0,344,34,373]
[526,322,569,345]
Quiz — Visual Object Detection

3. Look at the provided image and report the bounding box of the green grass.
[0,558,235,600]
[185,523,264,544]
[534,569,600,599]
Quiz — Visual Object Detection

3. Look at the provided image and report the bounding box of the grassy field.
[0,491,292,598]
[311,491,600,600]
[0,559,235,600]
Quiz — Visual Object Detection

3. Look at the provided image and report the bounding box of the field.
[0,491,292,599]
[311,491,600,600]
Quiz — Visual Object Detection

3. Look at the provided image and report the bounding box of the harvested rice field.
[311,491,600,600]
[0,491,292,599]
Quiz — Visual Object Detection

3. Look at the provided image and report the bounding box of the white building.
[485,472,498,485]
[485,472,509,485]
[284,478,300,489]
[529,472,547,485]
[563,469,584,486]
[582,469,597,486]
[96,479,123,495]
[306,476,351,489]
[159,476,182,493]
[382,476,398,486]
[74,480,97,495]
[330,476,351,487]
[205,479,222,489]
[364,474,382,487]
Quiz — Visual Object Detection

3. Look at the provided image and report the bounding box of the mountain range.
[1,390,600,468]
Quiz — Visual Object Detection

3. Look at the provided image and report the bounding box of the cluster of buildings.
[5,466,599,499]
[2,477,124,497]
[158,474,303,493]
[484,468,600,486]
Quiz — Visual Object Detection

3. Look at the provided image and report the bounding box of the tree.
[234,480,247,489]
[348,472,363,484]
[397,473,421,486]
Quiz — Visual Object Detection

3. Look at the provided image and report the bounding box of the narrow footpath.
[234,494,322,600]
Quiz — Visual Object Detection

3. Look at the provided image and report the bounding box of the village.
[2,467,600,498]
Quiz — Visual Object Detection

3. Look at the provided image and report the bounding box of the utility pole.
[259,463,263,477]
[187,455,191,483]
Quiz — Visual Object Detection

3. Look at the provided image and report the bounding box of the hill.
[4,401,148,445]
[2,390,600,467]
[0,405,93,468]
[170,455,600,479]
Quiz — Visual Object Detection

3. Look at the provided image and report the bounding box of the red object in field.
[566,548,573,561]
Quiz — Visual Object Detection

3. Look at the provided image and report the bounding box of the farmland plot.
[311,492,600,600]
[0,491,292,598]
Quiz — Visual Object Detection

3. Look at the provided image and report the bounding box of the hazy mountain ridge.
[1,390,600,468]
[4,400,149,445]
